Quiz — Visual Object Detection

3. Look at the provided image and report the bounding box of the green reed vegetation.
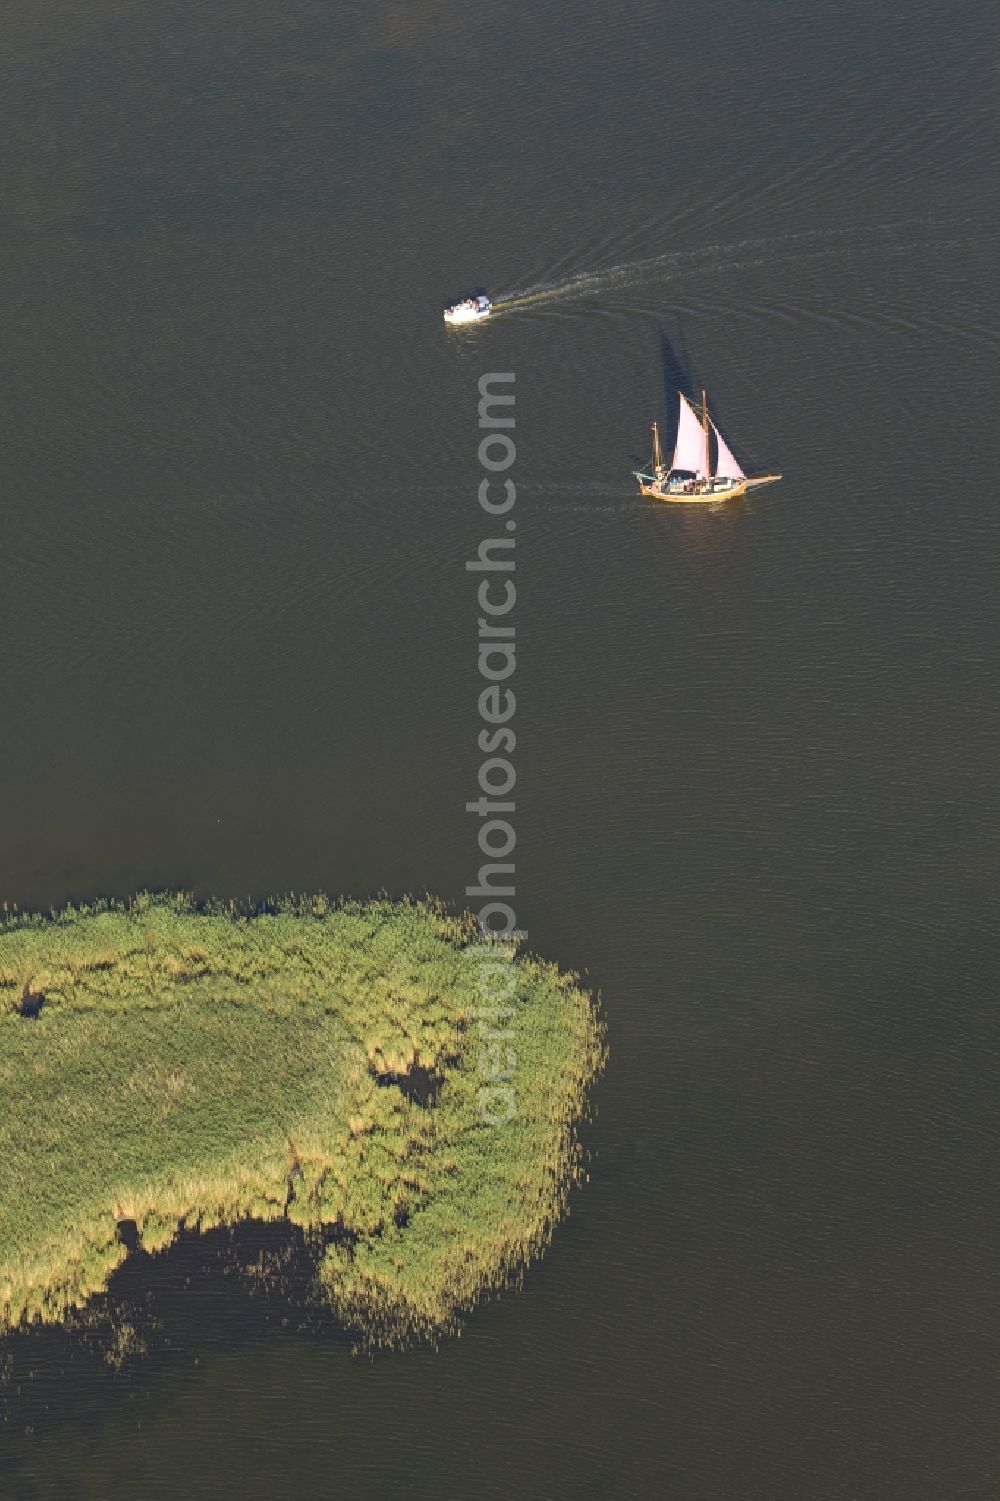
[0,894,604,1341]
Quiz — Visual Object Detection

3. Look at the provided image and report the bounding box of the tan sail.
[671,394,707,475]
[710,419,745,480]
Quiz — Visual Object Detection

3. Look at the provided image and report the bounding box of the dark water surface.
[1,0,998,1496]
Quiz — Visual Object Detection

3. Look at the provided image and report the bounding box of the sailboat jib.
[633,385,781,503]
[710,420,745,480]
[671,393,707,476]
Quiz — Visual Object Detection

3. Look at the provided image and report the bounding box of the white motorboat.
[443,295,491,326]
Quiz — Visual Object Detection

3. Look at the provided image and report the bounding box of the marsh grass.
[0,894,604,1343]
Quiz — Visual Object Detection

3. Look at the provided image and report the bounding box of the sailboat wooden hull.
[639,480,744,503]
[636,474,781,504]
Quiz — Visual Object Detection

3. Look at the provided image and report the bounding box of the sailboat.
[634,390,781,503]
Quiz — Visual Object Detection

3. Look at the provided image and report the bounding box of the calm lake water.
[1,0,998,1496]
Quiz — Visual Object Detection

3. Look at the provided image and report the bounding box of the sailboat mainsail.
[710,420,745,480]
[672,394,706,475]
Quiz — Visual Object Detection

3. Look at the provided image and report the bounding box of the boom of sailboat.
[634,391,781,503]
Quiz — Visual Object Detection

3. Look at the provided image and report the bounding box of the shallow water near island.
[1,0,998,1497]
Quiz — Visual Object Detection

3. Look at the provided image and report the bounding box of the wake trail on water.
[491,218,952,315]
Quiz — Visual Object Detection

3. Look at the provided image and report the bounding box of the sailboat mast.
[701,389,711,479]
[651,421,663,473]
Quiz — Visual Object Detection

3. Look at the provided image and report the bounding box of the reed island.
[0,895,603,1342]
